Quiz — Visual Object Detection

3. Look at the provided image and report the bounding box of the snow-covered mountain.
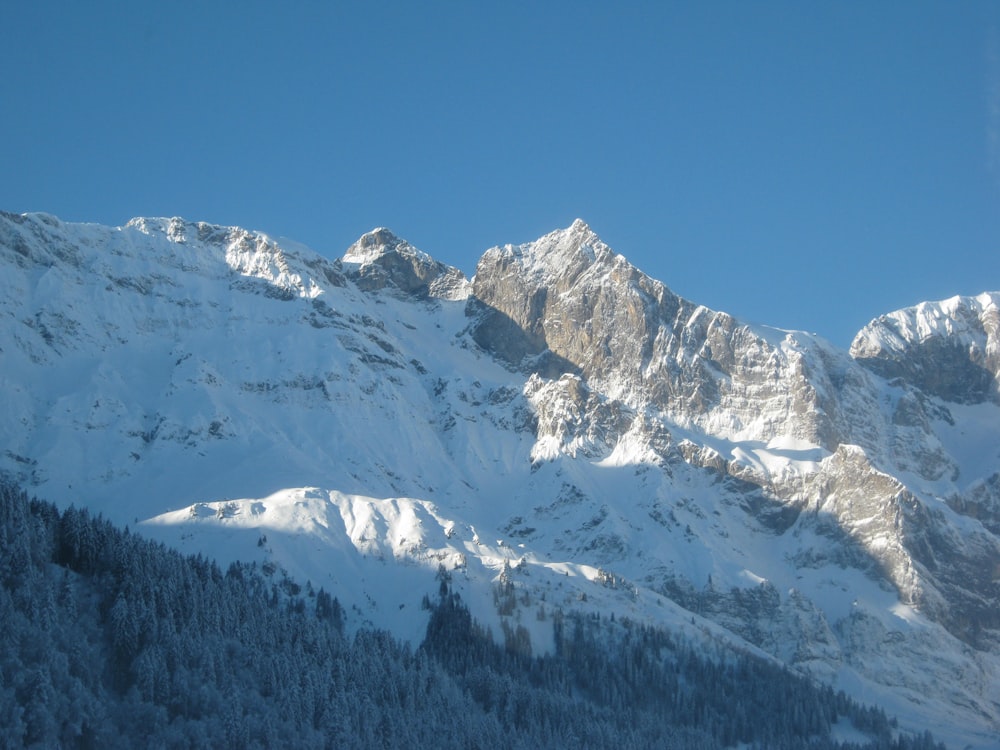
[1,211,998,748]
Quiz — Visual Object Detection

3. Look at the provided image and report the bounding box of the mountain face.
[1,211,998,748]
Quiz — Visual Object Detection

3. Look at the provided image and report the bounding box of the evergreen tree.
[0,479,949,750]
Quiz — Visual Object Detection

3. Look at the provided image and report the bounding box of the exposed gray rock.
[344,228,468,300]
[469,221,880,452]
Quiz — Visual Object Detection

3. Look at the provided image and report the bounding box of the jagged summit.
[469,218,667,374]
[468,218,855,450]
[477,218,621,289]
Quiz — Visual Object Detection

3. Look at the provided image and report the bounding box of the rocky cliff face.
[471,220,873,451]
[2,211,999,747]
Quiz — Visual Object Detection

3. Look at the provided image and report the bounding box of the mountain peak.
[343,228,469,300]
[547,217,603,248]
[478,219,616,290]
[851,291,1000,404]
[343,227,411,263]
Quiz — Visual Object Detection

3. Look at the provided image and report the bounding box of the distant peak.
[851,291,1000,351]
[851,290,1000,404]
[505,219,614,280]
[343,228,469,300]
[359,227,403,247]
[551,218,599,245]
[343,228,417,264]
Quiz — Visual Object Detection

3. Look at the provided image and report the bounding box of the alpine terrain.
[1,211,998,747]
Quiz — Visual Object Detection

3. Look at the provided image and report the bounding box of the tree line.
[0,479,944,748]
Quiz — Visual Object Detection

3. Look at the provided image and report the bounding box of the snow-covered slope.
[1,211,998,748]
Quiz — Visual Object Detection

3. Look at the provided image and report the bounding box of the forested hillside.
[0,480,945,748]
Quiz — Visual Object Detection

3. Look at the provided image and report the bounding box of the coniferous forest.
[0,480,945,749]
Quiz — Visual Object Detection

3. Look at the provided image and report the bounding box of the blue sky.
[3,1,998,348]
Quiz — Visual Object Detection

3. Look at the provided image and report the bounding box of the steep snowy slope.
[1,211,998,748]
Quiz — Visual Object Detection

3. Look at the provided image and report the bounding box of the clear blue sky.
[3,1,998,348]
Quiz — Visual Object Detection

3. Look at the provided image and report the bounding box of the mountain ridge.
[1,210,999,748]
[851,291,1000,405]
